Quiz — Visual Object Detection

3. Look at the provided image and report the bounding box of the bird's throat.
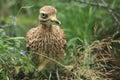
[41,24,52,31]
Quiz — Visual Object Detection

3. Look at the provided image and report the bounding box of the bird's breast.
[27,27,65,61]
[30,30,60,54]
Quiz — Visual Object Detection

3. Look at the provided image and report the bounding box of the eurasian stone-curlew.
[26,5,66,75]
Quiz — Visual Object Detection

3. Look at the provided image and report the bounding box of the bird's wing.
[61,29,67,50]
[26,27,39,50]
[55,25,67,50]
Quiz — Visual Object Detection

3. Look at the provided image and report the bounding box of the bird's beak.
[50,16,61,25]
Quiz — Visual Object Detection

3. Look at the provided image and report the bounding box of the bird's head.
[39,5,61,25]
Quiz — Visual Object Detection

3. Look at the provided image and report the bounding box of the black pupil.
[41,13,47,18]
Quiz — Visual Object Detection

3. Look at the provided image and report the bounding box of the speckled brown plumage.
[26,6,66,70]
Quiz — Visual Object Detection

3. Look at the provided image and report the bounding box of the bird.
[26,5,66,78]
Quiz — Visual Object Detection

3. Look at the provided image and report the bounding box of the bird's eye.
[41,13,48,18]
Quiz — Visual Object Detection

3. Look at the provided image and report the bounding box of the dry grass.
[1,36,119,80]
[65,36,120,80]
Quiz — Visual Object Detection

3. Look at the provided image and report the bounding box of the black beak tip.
[55,20,61,25]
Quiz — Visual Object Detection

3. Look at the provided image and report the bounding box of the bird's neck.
[41,24,52,31]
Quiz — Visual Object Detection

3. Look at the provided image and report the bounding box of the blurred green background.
[0,0,120,80]
[1,0,119,44]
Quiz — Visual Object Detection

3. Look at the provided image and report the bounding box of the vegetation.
[0,0,120,80]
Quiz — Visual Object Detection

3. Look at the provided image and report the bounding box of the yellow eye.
[41,13,48,18]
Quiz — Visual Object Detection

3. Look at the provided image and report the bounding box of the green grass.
[0,0,120,80]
